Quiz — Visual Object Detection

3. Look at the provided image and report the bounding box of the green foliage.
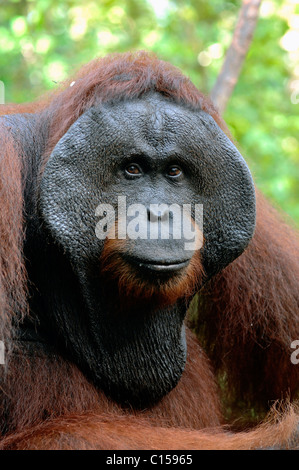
[0,0,298,223]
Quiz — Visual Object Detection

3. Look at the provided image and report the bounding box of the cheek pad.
[40,112,106,263]
[191,113,256,278]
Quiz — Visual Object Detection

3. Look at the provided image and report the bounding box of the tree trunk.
[211,0,262,114]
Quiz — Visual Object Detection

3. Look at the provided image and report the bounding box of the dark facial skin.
[21,93,256,407]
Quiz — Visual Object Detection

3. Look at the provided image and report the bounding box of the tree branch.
[210,0,262,114]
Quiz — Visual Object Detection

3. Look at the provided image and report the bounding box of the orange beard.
[100,234,204,310]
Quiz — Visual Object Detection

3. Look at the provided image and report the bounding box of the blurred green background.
[1,0,299,223]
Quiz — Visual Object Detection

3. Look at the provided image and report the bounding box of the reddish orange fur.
[1,407,298,450]
[0,330,221,436]
[0,125,27,349]
[0,51,298,449]
[190,192,299,411]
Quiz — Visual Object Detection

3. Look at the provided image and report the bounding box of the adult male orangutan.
[0,51,298,450]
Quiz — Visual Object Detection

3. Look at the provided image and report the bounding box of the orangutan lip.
[139,261,189,272]
[125,256,190,272]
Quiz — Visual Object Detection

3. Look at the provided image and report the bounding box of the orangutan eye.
[125,164,142,176]
[167,166,182,178]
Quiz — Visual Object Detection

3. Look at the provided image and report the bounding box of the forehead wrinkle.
[98,97,202,155]
[149,107,164,135]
